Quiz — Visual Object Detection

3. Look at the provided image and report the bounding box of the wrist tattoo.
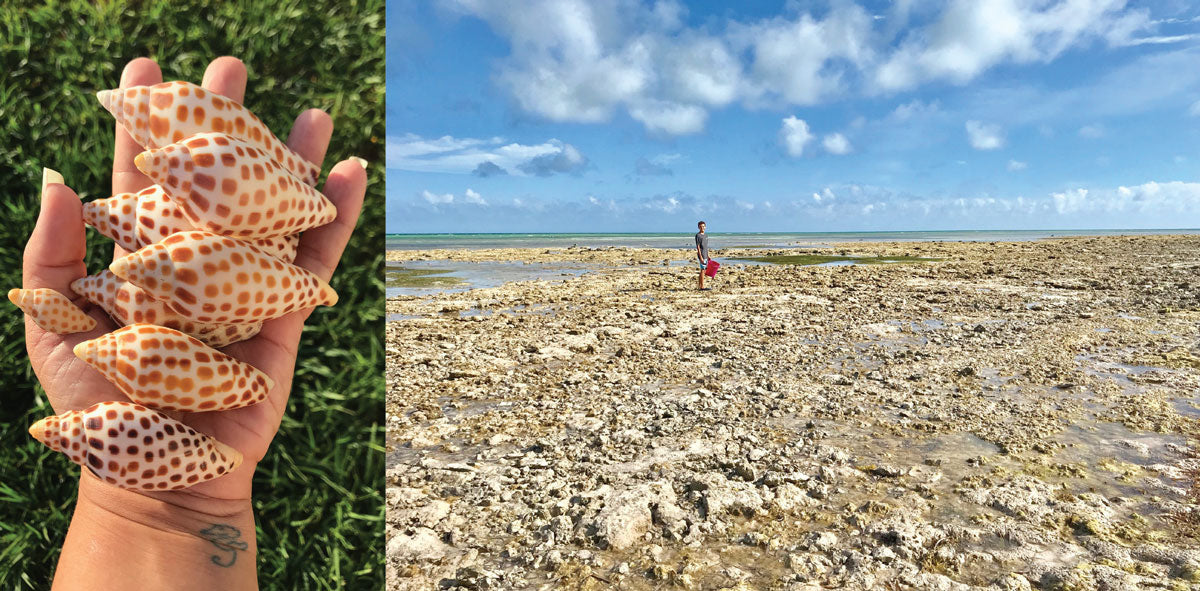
[199,524,248,567]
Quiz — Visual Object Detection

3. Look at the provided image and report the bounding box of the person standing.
[695,220,710,290]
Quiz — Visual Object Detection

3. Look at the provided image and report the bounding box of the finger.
[201,56,247,104]
[292,158,368,283]
[23,183,88,297]
[112,58,162,196]
[21,181,116,352]
[286,109,333,169]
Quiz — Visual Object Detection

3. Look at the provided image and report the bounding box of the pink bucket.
[704,259,720,277]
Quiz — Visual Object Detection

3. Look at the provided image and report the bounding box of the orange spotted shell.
[71,271,262,348]
[8,288,96,334]
[96,80,320,185]
[133,133,335,240]
[82,184,299,262]
[109,230,337,324]
[28,401,243,491]
[74,324,275,412]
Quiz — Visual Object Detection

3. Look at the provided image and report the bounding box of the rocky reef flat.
[386,235,1200,590]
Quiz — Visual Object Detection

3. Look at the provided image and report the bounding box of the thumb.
[22,170,89,299]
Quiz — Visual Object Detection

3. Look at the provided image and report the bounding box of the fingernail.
[350,157,368,170]
[42,167,64,200]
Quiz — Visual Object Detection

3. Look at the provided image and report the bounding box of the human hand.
[23,56,366,589]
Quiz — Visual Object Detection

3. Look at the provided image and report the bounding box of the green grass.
[386,268,465,288]
[736,254,941,265]
[0,2,384,589]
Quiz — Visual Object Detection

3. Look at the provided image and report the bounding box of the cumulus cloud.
[440,0,1173,134]
[463,188,487,205]
[1052,181,1200,215]
[390,133,588,177]
[1007,159,1028,171]
[872,0,1153,93]
[517,141,589,176]
[731,3,875,105]
[419,189,488,206]
[779,116,814,157]
[965,120,1004,150]
[628,99,708,135]
[823,133,853,155]
[421,190,455,205]
[396,178,1200,231]
[472,161,508,177]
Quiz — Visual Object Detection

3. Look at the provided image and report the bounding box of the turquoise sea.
[386,229,1200,251]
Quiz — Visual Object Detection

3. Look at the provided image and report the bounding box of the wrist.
[78,469,254,531]
[53,472,258,590]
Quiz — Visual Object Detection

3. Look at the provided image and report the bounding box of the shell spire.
[29,401,242,491]
[109,231,337,324]
[71,271,262,347]
[74,324,274,412]
[82,189,143,252]
[8,288,96,334]
[95,80,320,185]
[134,133,335,240]
[84,185,300,262]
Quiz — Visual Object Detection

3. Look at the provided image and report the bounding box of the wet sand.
[386,235,1200,590]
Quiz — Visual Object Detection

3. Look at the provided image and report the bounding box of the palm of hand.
[24,57,364,502]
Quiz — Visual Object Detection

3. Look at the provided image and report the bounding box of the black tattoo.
[199,524,248,567]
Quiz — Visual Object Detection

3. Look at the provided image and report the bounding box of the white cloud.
[731,4,875,105]
[463,188,487,205]
[390,133,588,176]
[822,133,853,155]
[779,116,814,157]
[1052,188,1088,213]
[965,120,1004,150]
[1189,100,1200,116]
[871,0,1154,93]
[1007,159,1028,171]
[628,99,708,135]
[421,190,455,205]
[420,189,489,206]
[1078,124,1105,138]
[517,141,589,176]
[397,179,1200,230]
[442,0,1186,134]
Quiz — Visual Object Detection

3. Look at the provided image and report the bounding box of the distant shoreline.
[385,229,1200,250]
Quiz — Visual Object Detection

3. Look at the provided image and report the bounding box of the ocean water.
[386,229,1199,251]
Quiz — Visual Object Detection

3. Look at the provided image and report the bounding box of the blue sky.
[387,0,1200,233]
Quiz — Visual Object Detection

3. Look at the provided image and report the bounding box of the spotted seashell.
[95,80,319,185]
[82,185,299,262]
[8,288,96,334]
[133,133,335,240]
[108,230,337,324]
[29,401,242,491]
[71,271,262,347]
[74,324,274,412]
